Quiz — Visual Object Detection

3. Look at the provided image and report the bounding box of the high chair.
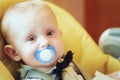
[0,0,120,80]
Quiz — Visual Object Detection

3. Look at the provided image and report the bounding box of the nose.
[39,36,50,48]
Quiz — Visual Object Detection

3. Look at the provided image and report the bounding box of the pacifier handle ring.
[34,45,56,64]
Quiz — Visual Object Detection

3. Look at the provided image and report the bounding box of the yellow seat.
[0,0,120,80]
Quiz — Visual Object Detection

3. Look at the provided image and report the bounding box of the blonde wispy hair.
[1,0,49,43]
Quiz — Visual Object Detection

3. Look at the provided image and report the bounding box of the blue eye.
[29,37,34,41]
[47,31,54,36]
[28,36,36,41]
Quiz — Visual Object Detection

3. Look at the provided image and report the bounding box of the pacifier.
[34,45,56,64]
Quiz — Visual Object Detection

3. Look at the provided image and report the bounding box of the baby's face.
[7,6,64,69]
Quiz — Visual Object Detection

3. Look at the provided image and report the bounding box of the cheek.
[56,41,64,58]
[19,47,41,66]
[16,44,37,60]
[59,42,64,53]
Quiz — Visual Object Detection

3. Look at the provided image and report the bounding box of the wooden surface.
[48,0,120,44]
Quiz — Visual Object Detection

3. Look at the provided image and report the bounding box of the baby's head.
[1,1,64,72]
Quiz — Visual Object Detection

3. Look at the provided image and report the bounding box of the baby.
[1,1,90,80]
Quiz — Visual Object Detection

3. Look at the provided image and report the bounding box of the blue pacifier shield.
[34,46,56,64]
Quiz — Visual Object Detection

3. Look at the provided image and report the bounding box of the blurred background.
[47,0,120,44]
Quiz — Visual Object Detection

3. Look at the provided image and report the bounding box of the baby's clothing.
[14,62,84,80]
[13,51,85,80]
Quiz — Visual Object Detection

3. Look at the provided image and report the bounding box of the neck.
[21,64,56,74]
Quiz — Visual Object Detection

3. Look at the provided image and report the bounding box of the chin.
[46,60,57,68]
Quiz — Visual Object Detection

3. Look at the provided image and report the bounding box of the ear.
[4,45,21,61]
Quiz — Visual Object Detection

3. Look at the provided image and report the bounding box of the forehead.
[8,1,53,20]
[8,4,56,30]
[4,1,57,42]
[4,1,55,25]
[8,2,56,27]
